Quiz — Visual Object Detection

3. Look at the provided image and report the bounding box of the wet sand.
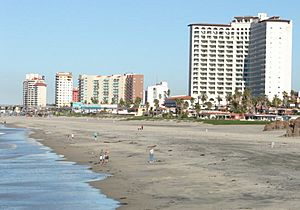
[4,116,300,210]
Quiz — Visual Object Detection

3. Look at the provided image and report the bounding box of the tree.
[272,95,282,109]
[225,92,232,111]
[91,97,99,104]
[216,95,222,106]
[183,101,189,113]
[282,91,289,108]
[153,99,160,116]
[194,102,201,118]
[231,89,242,113]
[134,97,142,108]
[175,98,183,117]
[125,99,132,108]
[241,88,252,113]
[102,98,108,104]
[190,97,195,109]
[111,98,115,105]
[200,92,208,105]
[145,102,150,116]
[204,101,213,110]
[118,98,125,109]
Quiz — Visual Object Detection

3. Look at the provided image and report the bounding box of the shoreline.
[4,116,300,209]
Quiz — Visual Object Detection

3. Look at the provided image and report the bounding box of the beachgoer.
[71,133,74,139]
[94,132,98,141]
[149,148,154,163]
[141,125,144,130]
[99,149,104,164]
[104,150,109,164]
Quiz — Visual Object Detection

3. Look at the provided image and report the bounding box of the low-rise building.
[145,82,169,108]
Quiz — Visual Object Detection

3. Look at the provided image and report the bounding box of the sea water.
[0,126,119,210]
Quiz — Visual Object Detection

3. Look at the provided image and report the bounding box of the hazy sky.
[0,0,299,104]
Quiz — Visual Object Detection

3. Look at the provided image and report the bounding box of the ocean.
[0,126,119,210]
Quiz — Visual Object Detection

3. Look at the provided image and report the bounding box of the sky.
[0,0,299,104]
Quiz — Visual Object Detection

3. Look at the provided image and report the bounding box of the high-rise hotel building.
[188,13,292,103]
[55,72,73,107]
[78,73,144,104]
[23,74,47,108]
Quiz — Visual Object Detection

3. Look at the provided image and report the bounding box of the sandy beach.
[4,116,300,209]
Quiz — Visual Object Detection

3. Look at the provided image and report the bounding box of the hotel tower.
[188,13,292,104]
[55,72,73,107]
[23,74,47,108]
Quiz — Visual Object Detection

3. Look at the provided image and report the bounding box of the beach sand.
[4,116,300,209]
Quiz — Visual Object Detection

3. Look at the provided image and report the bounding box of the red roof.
[34,82,47,87]
[166,96,193,100]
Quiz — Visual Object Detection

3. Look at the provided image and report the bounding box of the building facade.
[145,81,169,108]
[72,87,79,102]
[188,13,292,104]
[23,74,47,108]
[78,75,98,103]
[125,74,144,103]
[55,72,73,107]
[78,73,143,105]
[247,14,292,99]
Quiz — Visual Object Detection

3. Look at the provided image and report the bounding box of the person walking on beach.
[94,132,98,141]
[149,148,154,163]
[103,150,109,164]
[99,149,104,165]
[71,133,74,140]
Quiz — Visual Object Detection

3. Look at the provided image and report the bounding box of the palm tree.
[216,95,222,107]
[134,97,142,108]
[200,92,208,106]
[90,97,99,104]
[241,88,252,113]
[190,97,195,109]
[183,101,189,114]
[225,92,232,111]
[204,101,213,110]
[118,98,125,109]
[282,91,289,108]
[175,98,183,117]
[272,95,282,109]
[145,102,150,116]
[231,89,242,113]
[194,102,201,118]
[153,99,160,116]
[125,99,132,109]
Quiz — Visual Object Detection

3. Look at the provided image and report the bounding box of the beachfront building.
[55,72,73,107]
[78,75,98,104]
[78,73,144,104]
[72,87,79,102]
[247,14,292,100]
[125,74,144,103]
[188,13,292,104]
[23,74,47,108]
[145,81,169,108]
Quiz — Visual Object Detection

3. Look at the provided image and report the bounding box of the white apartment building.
[55,72,73,107]
[248,14,292,100]
[145,81,169,108]
[189,13,292,103]
[78,74,126,104]
[78,73,144,104]
[78,75,98,103]
[23,74,47,108]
